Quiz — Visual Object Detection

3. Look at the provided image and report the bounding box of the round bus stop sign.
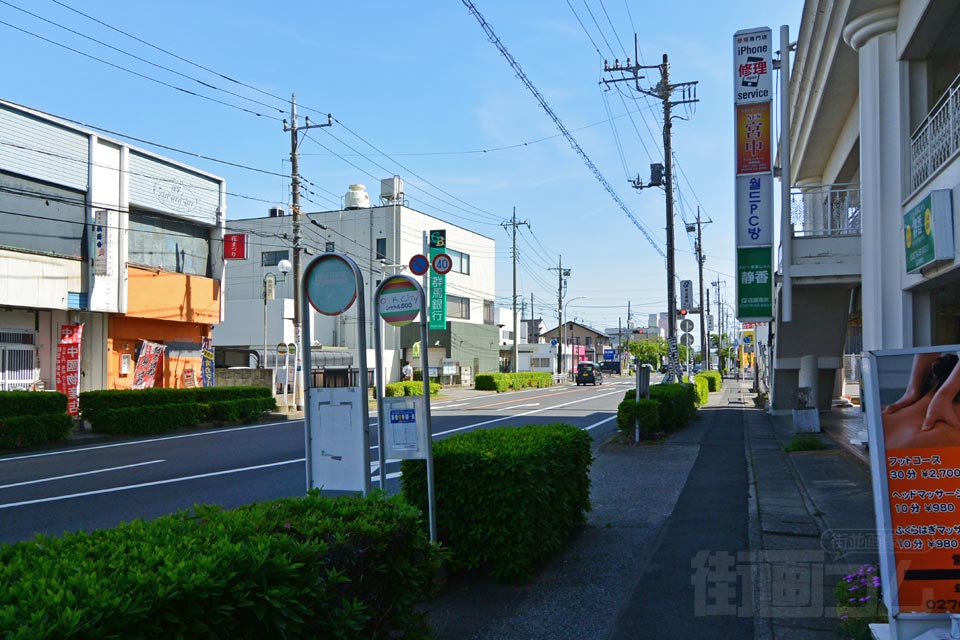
[304,253,358,316]
[378,276,420,327]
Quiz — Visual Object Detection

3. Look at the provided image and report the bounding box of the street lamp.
[562,296,587,375]
[263,259,292,369]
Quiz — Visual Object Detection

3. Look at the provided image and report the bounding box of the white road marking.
[0,458,304,510]
[497,403,541,411]
[435,403,468,409]
[585,416,617,430]
[0,460,166,490]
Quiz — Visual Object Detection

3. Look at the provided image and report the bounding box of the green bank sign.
[737,246,773,321]
[904,190,954,273]
[428,230,447,331]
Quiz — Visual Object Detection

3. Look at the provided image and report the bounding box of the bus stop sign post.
[373,274,437,542]
[301,253,371,496]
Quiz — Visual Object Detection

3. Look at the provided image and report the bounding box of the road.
[0,379,632,544]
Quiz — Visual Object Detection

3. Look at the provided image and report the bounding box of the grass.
[784,433,829,452]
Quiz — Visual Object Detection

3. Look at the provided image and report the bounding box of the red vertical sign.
[55,324,84,416]
[223,233,248,260]
[131,341,166,390]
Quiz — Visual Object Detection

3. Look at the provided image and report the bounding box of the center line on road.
[497,403,541,411]
[0,460,166,490]
[0,458,304,510]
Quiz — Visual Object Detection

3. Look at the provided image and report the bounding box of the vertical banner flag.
[200,337,215,387]
[734,27,774,321]
[428,229,447,331]
[55,324,84,416]
[131,340,166,389]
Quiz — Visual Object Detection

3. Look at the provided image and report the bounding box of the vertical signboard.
[865,346,960,634]
[223,233,247,260]
[200,337,215,387]
[428,229,447,331]
[92,209,112,276]
[131,340,166,389]
[55,324,83,416]
[734,27,774,322]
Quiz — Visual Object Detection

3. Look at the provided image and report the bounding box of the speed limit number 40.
[432,253,453,275]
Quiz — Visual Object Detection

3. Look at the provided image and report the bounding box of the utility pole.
[695,207,709,369]
[706,289,712,371]
[549,256,570,374]
[501,208,530,373]
[603,44,698,383]
[625,300,631,369]
[283,94,331,409]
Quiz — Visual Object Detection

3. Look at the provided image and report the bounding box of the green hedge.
[0,391,68,419]
[697,371,722,392]
[616,397,660,440]
[401,423,591,583]
[692,376,709,405]
[92,403,202,434]
[0,492,441,639]
[474,372,553,392]
[193,386,273,402]
[384,381,442,397]
[0,413,74,450]
[202,397,277,424]
[625,383,696,432]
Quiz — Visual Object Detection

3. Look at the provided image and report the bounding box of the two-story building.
[541,320,613,373]
[0,99,225,393]
[216,179,499,382]
[773,1,960,418]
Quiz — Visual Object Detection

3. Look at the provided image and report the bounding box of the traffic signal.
[677,309,688,320]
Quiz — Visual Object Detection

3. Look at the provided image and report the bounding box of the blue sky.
[0,0,800,331]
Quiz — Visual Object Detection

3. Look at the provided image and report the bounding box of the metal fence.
[911,71,960,193]
[789,184,861,238]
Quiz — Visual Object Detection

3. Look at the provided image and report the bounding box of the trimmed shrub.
[92,403,201,434]
[626,384,695,432]
[202,396,277,424]
[79,388,194,425]
[616,397,660,440]
[401,423,592,583]
[474,372,553,392]
[384,381,442,397]
[692,376,709,405]
[0,391,68,419]
[194,386,273,403]
[0,413,74,449]
[0,491,442,639]
[697,371,722,392]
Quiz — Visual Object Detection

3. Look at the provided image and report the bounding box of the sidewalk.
[426,377,878,639]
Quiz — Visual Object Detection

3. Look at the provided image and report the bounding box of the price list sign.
[866,346,960,616]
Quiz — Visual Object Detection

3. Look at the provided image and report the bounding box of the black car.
[576,361,603,386]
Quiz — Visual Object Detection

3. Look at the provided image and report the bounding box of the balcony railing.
[911,71,960,192]
[789,184,861,237]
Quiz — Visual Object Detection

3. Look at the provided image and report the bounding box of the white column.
[844,6,904,352]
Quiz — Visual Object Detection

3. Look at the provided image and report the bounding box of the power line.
[460,0,665,259]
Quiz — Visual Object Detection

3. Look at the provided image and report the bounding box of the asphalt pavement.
[425,376,878,640]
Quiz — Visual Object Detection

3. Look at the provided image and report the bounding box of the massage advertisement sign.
[864,345,960,625]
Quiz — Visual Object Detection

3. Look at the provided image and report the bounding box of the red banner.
[223,233,247,260]
[131,341,166,390]
[55,324,84,416]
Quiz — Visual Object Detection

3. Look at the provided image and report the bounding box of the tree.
[628,337,666,368]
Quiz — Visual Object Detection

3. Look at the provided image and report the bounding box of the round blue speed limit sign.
[432,253,452,275]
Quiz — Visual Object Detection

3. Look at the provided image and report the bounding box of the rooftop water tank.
[380,176,404,203]
[344,184,370,210]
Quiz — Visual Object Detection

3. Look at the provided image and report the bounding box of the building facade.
[217,184,499,381]
[0,99,225,393]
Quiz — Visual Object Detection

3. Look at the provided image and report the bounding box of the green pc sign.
[428,230,447,331]
[904,190,954,273]
[737,246,773,321]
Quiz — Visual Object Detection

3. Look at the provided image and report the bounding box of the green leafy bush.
[202,397,277,423]
[385,381,443,397]
[0,391,68,419]
[474,372,553,392]
[401,423,592,583]
[79,388,194,424]
[625,384,695,432]
[193,385,273,403]
[0,492,442,639]
[0,413,74,449]
[692,376,709,405]
[616,397,660,440]
[697,371,722,392]
[92,403,201,434]
[784,433,828,452]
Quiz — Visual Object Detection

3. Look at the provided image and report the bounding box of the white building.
[773,1,960,417]
[217,180,499,382]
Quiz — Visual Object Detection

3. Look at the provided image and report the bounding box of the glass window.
[376,237,387,260]
[262,249,290,267]
[128,210,210,276]
[448,295,470,320]
[448,248,470,275]
[484,300,494,325]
